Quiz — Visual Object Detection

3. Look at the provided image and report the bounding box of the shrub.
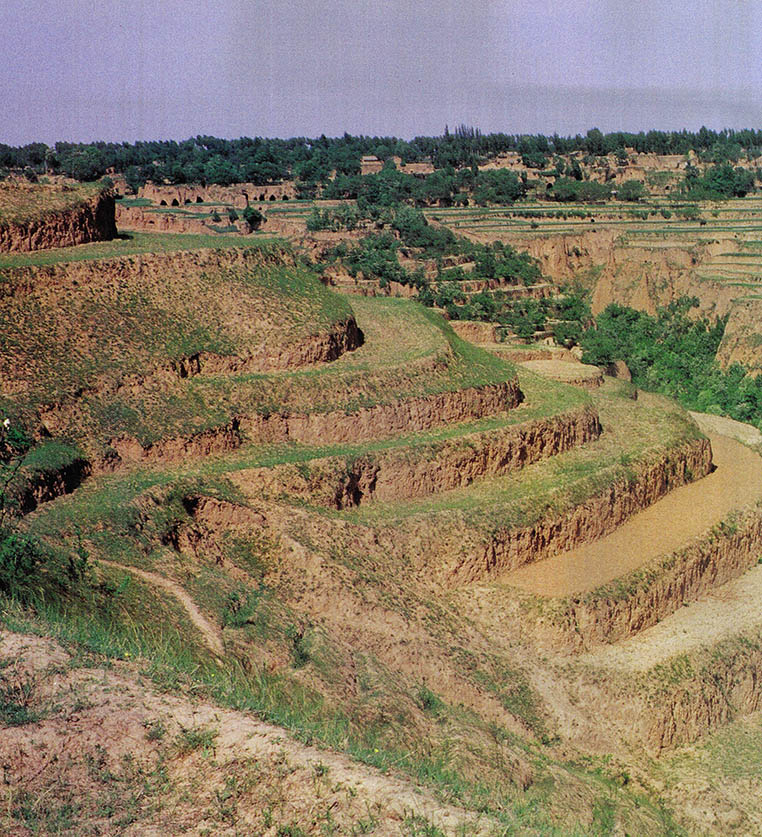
[242,206,264,230]
[0,529,46,598]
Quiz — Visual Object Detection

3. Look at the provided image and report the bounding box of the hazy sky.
[2,0,762,145]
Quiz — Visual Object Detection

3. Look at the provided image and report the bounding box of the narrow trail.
[99,560,225,657]
[502,430,762,597]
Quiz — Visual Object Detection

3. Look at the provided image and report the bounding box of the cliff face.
[0,189,116,252]
[399,438,713,586]
[231,406,601,508]
[499,229,743,319]
[715,297,762,374]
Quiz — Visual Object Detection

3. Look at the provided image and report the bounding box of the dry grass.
[0,231,281,269]
[0,180,104,226]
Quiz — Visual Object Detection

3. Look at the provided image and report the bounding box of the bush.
[616,180,648,202]
[0,529,46,598]
[242,206,264,230]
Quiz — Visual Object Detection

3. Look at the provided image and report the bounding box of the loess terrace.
[5,173,762,835]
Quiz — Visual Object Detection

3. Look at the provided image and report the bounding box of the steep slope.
[0,180,116,252]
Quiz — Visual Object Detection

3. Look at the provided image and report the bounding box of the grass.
[0,592,686,835]
[2,279,523,455]
[0,247,362,449]
[0,180,106,226]
[341,386,699,530]
[0,230,281,269]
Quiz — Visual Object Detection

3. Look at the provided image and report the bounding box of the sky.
[2,0,762,146]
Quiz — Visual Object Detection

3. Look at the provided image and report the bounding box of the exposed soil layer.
[503,433,761,597]
[13,456,91,514]
[449,320,500,344]
[231,405,601,508]
[437,437,713,586]
[100,380,522,466]
[585,564,762,672]
[0,190,116,252]
[0,242,292,300]
[643,637,762,752]
[715,297,762,374]
[238,380,523,446]
[481,229,737,318]
[164,313,363,375]
[587,628,762,754]
[548,504,762,651]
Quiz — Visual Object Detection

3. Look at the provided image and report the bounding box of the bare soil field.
[503,428,762,596]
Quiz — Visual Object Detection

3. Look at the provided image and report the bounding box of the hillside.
[5,170,762,835]
[0,179,116,252]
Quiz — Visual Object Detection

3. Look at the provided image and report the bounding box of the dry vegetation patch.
[0,180,104,227]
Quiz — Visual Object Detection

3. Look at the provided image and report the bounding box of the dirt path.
[100,560,225,657]
[689,410,762,446]
[502,431,762,596]
[581,564,762,671]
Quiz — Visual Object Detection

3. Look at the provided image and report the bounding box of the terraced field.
[6,223,762,833]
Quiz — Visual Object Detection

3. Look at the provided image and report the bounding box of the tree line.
[4,125,762,188]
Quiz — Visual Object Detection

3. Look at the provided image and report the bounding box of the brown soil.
[546,504,762,651]
[0,631,494,836]
[503,432,762,596]
[423,437,713,586]
[231,405,601,508]
[448,320,499,344]
[0,189,116,252]
[716,297,762,374]
[584,563,762,672]
[239,380,523,445]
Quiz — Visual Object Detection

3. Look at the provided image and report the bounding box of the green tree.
[616,180,648,202]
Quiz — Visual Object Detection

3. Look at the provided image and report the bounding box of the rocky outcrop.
[406,438,713,585]
[0,188,116,253]
[232,406,601,508]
